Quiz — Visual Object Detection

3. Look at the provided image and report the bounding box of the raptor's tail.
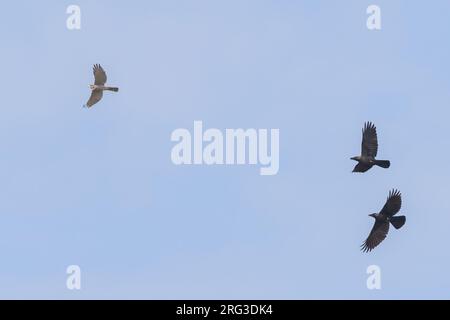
[390,216,406,229]
[374,160,390,169]
[105,87,119,92]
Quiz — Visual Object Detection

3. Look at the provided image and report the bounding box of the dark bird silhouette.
[361,189,406,252]
[351,122,390,173]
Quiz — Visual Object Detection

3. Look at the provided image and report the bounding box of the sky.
[0,0,449,299]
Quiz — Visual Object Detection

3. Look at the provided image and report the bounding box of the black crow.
[361,189,406,252]
[351,122,390,173]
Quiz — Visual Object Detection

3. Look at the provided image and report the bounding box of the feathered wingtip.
[363,121,376,133]
[387,189,402,200]
[360,242,373,253]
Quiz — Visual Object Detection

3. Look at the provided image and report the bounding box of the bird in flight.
[351,122,390,173]
[84,64,119,108]
[361,189,406,252]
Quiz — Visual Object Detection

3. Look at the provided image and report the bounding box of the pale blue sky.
[0,1,449,299]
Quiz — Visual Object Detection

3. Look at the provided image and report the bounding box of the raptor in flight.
[84,64,119,108]
[351,122,390,173]
[361,189,406,252]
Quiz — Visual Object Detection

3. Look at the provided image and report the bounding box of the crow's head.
[369,213,377,219]
[350,156,360,161]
